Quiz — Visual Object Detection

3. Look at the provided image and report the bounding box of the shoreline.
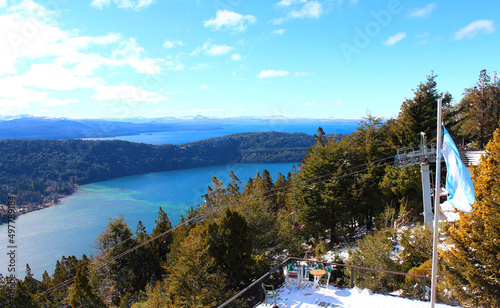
[0,191,72,225]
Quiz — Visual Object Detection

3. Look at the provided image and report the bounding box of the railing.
[218,257,447,308]
[218,258,288,308]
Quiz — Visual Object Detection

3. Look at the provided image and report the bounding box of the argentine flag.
[442,127,476,213]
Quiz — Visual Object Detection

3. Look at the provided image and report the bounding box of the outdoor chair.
[299,265,311,287]
[261,283,277,306]
[322,268,332,289]
[285,269,300,288]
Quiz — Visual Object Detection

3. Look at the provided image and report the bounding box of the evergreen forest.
[0,131,328,214]
[1,70,500,307]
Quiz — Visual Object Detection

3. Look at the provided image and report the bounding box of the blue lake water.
[0,163,297,280]
[0,122,360,280]
[83,122,359,145]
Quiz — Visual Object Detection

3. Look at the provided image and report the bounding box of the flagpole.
[430,99,443,307]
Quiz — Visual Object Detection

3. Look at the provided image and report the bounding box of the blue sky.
[0,0,498,119]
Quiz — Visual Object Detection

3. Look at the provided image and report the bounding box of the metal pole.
[430,99,443,307]
[421,163,433,226]
[350,267,354,288]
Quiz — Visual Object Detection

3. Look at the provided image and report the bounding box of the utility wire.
[263,160,395,199]
[260,155,394,197]
[43,211,204,296]
[33,198,203,295]
[40,155,396,298]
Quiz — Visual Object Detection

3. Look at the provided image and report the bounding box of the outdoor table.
[310,269,327,289]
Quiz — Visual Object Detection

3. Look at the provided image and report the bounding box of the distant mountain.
[0,116,222,139]
[0,115,360,140]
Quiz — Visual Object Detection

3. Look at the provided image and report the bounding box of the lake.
[0,162,297,280]
[82,122,359,145]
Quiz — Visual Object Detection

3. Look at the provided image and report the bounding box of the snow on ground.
[440,201,460,223]
[255,280,459,308]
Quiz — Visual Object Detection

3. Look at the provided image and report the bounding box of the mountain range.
[0,115,360,140]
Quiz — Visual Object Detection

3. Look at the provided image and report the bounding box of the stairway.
[458,149,485,167]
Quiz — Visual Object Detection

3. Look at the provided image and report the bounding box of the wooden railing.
[218,257,446,308]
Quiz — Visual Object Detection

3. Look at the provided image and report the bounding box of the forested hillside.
[1,71,500,307]
[0,131,335,209]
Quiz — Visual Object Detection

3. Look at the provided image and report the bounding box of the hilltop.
[0,131,342,219]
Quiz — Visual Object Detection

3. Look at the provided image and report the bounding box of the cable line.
[34,198,203,295]
[40,155,396,299]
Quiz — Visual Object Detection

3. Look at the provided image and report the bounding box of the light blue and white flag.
[441,127,476,213]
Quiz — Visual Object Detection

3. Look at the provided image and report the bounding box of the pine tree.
[163,223,229,307]
[398,224,432,273]
[390,73,452,148]
[379,164,422,212]
[23,263,43,297]
[274,172,288,211]
[129,220,155,294]
[346,229,399,293]
[442,128,500,306]
[226,170,241,196]
[453,70,500,148]
[7,280,38,308]
[91,216,135,305]
[260,169,276,208]
[150,207,174,281]
[204,208,254,289]
[25,263,33,279]
[135,220,149,243]
[293,132,353,240]
[70,264,106,308]
[348,115,392,229]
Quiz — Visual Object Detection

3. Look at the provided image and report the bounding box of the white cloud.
[289,1,322,19]
[67,33,122,48]
[6,0,57,22]
[200,85,211,90]
[90,0,109,9]
[162,39,183,49]
[305,102,315,106]
[273,1,322,24]
[231,53,242,61]
[415,32,429,45]
[110,38,165,74]
[206,44,232,56]
[0,78,48,109]
[18,62,103,90]
[409,3,437,18]
[204,10,256,32]
[0,8,65,74]
[276,0,306,7]
[454,20,494,40]
[93,84,164,102]
[0,0,7,8]
[129,58,163,74]
[91,0,155,11]
[294,72,310,76]
[257,69,290,78]
[272,28,286,35]
[113,37,144,59]
[383,32,406,46]
[192,41,233,56]
[272,18,286,25]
